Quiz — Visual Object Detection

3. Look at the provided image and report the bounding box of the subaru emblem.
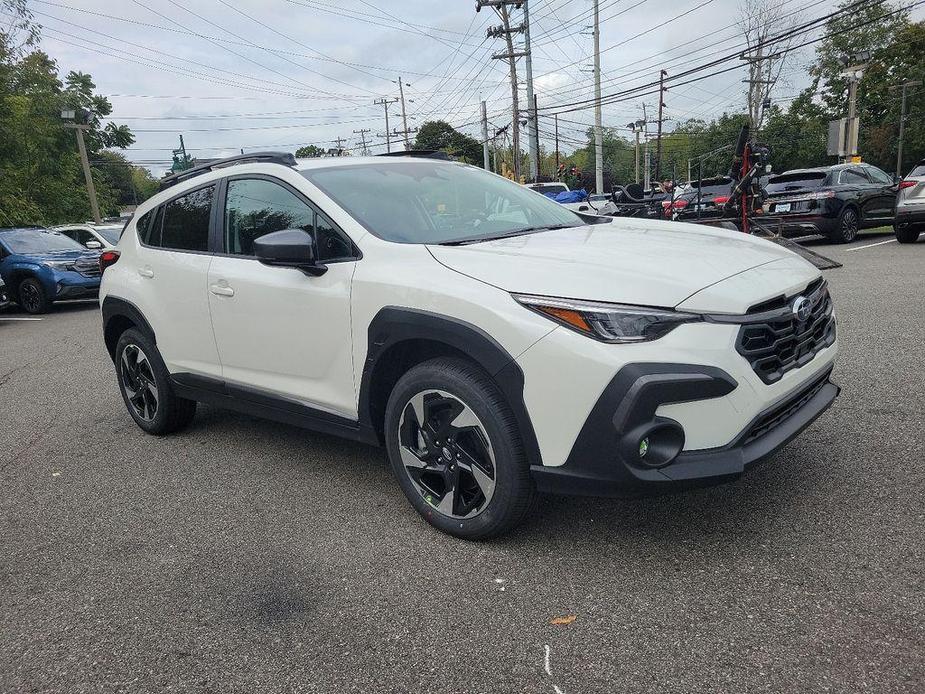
[792,296,812,322]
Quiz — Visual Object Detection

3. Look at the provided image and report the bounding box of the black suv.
[763,163,897,243]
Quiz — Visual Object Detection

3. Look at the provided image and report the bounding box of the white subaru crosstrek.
[99,152,839,539]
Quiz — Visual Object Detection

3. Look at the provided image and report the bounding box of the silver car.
[895,159,925,243]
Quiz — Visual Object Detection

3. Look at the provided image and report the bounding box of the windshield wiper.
[439,224,574,246]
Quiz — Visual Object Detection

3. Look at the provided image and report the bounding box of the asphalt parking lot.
[1,231,923,694]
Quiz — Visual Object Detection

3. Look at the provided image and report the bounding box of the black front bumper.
[531,363,839,497]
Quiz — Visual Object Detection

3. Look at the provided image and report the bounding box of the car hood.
[18,250,99,262]
[427,219,804,309]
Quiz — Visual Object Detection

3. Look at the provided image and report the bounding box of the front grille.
[736,280,836,385]
[72,256,101,277]
[743,370,831,445]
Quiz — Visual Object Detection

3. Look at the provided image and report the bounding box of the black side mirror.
[253,229,327,277]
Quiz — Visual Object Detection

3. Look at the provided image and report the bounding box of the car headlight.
[46,260,74,271]
[513,294,700,343]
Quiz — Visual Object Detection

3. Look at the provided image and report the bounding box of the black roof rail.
[377,150,452,160]
[159,151,297,190]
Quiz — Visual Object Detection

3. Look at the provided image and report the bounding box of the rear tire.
[384,357,537,540]
[115,328,197,435]
[828,206,860,243]
[17,277,50,314]
[894,225,921,244]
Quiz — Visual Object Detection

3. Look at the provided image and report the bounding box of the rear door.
[133,184,221,378]
[206,175,359,418]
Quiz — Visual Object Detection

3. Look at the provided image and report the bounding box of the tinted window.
[766,172,827,194]
[865,166,892,184]
[0,228,85,254]
[303,161,582,244]
[224,178,351,260]
[909,163,925,177]
[157,187,213,252]
[840,168,870,184]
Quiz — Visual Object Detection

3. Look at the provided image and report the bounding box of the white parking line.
[0,317,42,321]
[845,239,897,252]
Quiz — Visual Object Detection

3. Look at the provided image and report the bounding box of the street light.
[61,108,101,223]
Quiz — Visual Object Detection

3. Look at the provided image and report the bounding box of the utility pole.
[655,70,667,183]
[481,100,490,170]
[593,0,603,194]
[396,77,411,150]
[333,136,347,156]
[481,0,528,181]
[642,103,650,189]
[522,0,537,181]
[627,119,644,184]
[353,128,371,156]
[61,109,101,224]
[889,80,922,177]
[554,114,560,175]
[373,97,399,153]
[838,52,869,163]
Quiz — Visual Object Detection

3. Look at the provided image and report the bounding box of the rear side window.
[907,163,925,177]
[147,186,213,252]
[840,168,870,184]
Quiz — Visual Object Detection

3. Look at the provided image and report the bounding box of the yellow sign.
[850,156,862,164]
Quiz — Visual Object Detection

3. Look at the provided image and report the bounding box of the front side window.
[224,178,352,261]
[302,161,583,244]
[864,166,893,185]
[152,186,214,252]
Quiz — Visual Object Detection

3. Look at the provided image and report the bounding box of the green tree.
[295,144,325,158]
[0,6,136,225]
[413,120,483,165]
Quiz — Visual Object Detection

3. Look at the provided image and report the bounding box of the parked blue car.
[0,227,102,314]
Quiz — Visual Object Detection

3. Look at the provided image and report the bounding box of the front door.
[206,176,359,419]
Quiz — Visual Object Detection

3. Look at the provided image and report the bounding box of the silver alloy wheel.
[120,344,159,422]
[397,389,496,519]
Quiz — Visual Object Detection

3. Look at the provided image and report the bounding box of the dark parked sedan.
[762,163,897,243]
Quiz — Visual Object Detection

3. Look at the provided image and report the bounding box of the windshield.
[303,162,583,244]
[95,226,122,244]
[766,172,827,193]
[0,228,86,254]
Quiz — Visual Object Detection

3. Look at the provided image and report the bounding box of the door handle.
[137,266,154,278]
[209,283,235,297]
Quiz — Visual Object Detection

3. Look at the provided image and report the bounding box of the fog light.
[639,438,649,458]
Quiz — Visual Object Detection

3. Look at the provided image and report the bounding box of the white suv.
[100,152,839,539]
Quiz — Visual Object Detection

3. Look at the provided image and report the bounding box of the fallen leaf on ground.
[550,615,576,625]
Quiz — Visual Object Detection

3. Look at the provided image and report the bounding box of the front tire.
[17,277,50,314]
[894,224,921,244]
[115,328,197,435]
[828,206,860,243]
[384,357,537,540]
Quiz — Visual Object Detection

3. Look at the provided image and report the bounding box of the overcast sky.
[23,0,924,174]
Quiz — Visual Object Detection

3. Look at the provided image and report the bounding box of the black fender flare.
[101,296,157,361]
[358,307,543,467]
